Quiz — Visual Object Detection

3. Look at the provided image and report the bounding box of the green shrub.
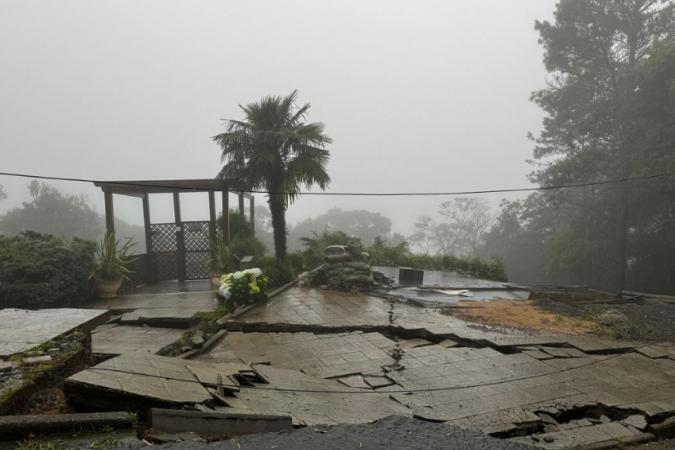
[0,231,96,309]
[257,256,294,288]
[300,230,363,268]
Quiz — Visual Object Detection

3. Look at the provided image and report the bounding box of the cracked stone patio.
[67,286,675,448]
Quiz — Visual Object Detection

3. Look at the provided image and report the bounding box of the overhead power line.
[0,171,670,197]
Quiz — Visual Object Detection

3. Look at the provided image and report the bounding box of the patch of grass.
[193,304,231,322]
[16,439,66,450]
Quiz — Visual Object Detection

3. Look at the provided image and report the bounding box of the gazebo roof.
[94,179,254,198]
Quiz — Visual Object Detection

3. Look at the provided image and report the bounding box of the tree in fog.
[0,181,144,246]
[486,0,674,293]
[0,185,6,201]
[214,90,332,262]
[288,208,392,251]
[409,197,492,257]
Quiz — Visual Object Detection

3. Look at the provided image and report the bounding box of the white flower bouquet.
[217,267,269,306]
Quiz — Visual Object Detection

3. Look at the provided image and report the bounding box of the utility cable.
[0,171,670,197]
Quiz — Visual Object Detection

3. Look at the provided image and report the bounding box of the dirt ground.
[442,299,601,335]
[443,296,675,343]
[536,297,675,342]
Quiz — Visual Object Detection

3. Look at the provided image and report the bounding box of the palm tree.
[213,90,332,261]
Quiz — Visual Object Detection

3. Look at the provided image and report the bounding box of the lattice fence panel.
[183,221,212,280]
[149,221,216,281]
[150,223,178,280]
[150,223,178,252]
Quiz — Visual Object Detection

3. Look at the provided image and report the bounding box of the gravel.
[154,416,534,450]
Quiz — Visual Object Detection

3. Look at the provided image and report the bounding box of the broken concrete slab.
[622,414,648,430]
[364,376,394,388]
[398,338,433,349]
[193,287,675,448]
[227,365,410,426]
[88,291,216,313]
[147,431,207,444]
[510,421,640,449]
[88,291,217,327]
[337,375,371,389]
[0,412,133,440]
[0,308,108,357]
[226,287,571,348]
[91,324,184,355]
[150,408,292,438]
[637,344,675,359]
[197,331,396,380]
[65,354,216,411]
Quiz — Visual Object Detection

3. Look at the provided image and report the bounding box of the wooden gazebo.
[94,179,254,283]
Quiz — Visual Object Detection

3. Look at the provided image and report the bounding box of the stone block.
[150,408,293,437]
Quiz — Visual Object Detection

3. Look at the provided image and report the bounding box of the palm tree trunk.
[268,193,287,262]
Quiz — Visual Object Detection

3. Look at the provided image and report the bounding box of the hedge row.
[0,232,96,309]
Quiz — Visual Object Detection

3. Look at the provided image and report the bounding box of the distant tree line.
[0,180,145,247]
[482,0,674,294]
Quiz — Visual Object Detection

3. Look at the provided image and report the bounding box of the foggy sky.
[0,0,557,234]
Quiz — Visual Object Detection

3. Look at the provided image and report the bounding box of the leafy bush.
[298,230,507,282]
[368,243,507,282]
[257,256,295,288]
[300,230,363,269]
[217,211,267,267]
[209,235,235,274]
[0,232,96,309]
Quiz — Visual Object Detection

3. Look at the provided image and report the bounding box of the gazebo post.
[238,192,244,215]
[249,196,255,235]
[173,192,186,282]
[221,191,230,244]
[142,193,154,282]
[208,191,216,244]
[103,190,114,235]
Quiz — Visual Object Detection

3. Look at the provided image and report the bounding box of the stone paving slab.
[636,344,675,359]
[91,324,184,355]
[66,354,215,406]
[226,364,410,426]
[510,421,639,448]
[197,331,396,379]
[88,291,217,326]
[389,351,675,436]
[0,308,108,357]
[241,288,646,351]
[88,291,216,312]
[230,288,578,348]
[71,285,674,448]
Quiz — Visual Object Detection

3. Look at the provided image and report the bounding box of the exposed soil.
[535,297,675,342]
[442,299,600,336]
[19,386,72,415]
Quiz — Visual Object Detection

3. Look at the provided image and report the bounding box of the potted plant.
[90,232,136,298]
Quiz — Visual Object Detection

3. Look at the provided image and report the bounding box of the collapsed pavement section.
[53,286,675,448]
[0,308,108,415]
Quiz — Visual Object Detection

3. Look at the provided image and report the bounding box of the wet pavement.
[87,290,218,355]
[0,308,108,358]
[58,286,675,448]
